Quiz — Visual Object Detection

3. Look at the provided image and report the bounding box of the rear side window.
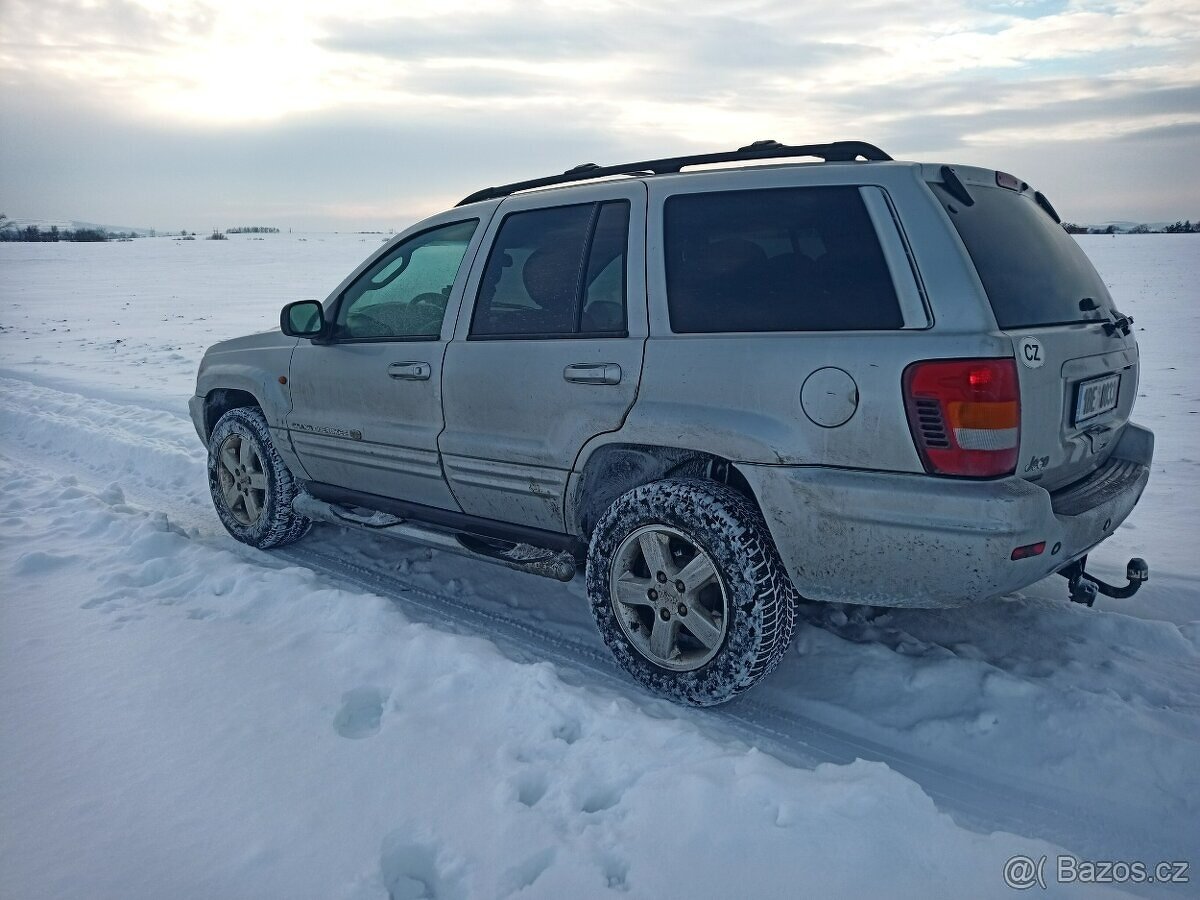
[663,186,902,333]
[581,202,630,333]
[931,183,1112,329]
[471,201,630,338]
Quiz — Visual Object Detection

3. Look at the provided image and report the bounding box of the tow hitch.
[1059,554,1149,606]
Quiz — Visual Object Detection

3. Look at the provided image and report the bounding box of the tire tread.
[586,478,797,706]
[207,406,310,549]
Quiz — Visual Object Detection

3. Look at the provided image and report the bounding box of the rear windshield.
[663,186,902,333]
[931,182,1112,329]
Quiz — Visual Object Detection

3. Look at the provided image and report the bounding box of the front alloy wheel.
[215,432,268,526]
[206,406,310,549]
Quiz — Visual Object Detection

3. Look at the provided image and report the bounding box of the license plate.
[1074,373,1120,425]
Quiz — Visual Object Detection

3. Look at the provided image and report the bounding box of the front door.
[439,182,648,530]
[287,215,490,510]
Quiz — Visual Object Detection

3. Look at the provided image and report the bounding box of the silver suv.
[190,140,1153,706]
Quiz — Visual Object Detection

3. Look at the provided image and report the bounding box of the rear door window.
[580,201,630,334]
[663,186,903,333]
[930,183,1113,329]
[471,200,631,338]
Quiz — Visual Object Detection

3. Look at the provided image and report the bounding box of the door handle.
[564,363,622,385]
[388,361,431,380]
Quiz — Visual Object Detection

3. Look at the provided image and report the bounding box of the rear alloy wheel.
[610,524,729,672]
[587,478,797,706]
[207,406,310,549]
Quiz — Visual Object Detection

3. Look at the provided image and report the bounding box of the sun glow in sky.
[1,0,1197,229]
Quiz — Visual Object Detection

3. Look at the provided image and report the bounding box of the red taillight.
[1011,541,1046,560]
[903,358,1020,478]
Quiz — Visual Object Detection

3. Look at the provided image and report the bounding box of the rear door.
[439,182,647,530]
[930,175,1139,490]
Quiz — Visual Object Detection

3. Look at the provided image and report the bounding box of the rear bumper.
[739,422,1153,608]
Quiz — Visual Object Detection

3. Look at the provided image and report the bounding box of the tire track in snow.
[281,541,1175,870]
[0,365,197,421]
[0,375,207,516]
[0,373,1190,876]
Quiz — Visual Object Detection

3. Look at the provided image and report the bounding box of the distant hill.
[1065,219,1198,234]
[69,219,155,236]
[1092,221,1175,232]
[5,217,155,236]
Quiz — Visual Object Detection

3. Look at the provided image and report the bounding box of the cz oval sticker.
[1018,336,1044,369]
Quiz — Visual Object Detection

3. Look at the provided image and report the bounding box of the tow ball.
[1059,554,1149,606]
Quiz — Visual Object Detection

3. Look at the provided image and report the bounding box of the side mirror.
[280,300,325,338]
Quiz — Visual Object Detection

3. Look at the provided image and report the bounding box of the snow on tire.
[207,406,311,549]
[586,478,797,706]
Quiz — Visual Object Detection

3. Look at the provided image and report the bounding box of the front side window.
[663,186,902,333]
[336,219,478,340]
[471,200,630,338]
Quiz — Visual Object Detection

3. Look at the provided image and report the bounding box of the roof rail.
[455,139,892,207]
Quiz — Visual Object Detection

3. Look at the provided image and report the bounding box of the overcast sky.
[1,0,1197,231]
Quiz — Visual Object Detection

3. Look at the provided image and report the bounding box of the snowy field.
[1,233,1197,898]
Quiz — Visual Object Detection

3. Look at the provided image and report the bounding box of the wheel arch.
[202,388,261,441]
[568,442,758,538]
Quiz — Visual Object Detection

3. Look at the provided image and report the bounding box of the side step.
[291,493,577,582]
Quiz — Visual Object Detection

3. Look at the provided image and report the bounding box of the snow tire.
[207,406,311,549]
[587,478,797,706]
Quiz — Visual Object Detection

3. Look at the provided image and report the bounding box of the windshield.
[930,182,1112,330]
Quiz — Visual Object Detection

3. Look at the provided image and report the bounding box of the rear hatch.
[930,172,1139,492]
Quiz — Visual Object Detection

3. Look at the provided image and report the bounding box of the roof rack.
[455,139,892,206]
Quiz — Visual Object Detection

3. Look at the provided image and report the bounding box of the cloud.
[0,0,214,53]
[317,9,616,61]
[1116,119,1200,141]
[314,6,880,122]
[0,82,648,228]
[844,79,1200,149]
[0,0,1196,225]
[318,8,874,73]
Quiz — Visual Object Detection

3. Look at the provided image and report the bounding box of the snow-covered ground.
[1,234,1196,898]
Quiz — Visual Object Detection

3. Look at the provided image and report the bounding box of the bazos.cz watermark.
[1004,854,1190,890]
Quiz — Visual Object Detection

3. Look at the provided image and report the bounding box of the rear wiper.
[1079,297,1129,334]
[939,165,975,207]
[1092,304,1134,336]
[1104,313,1134,337]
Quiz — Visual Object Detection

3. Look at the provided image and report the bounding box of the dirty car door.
[439,182,647,530]
[286,215,490,510]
